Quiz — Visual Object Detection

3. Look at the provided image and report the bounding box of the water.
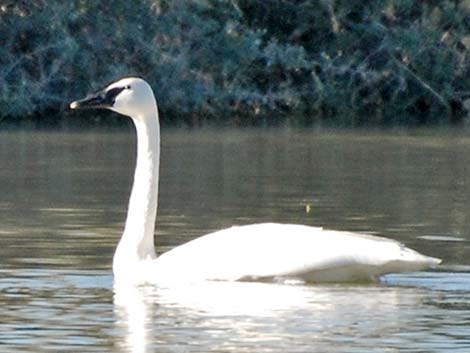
[1,128,470,352]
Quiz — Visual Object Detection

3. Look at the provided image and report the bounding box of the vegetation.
[0,0,469,127]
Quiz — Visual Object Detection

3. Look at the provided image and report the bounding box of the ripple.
[417,235,466,242]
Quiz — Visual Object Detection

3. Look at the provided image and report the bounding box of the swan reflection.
[113,280,426,353]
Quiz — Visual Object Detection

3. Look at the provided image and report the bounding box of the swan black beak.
[70,86,125,110]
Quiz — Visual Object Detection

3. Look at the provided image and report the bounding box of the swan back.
[152,223,441,284]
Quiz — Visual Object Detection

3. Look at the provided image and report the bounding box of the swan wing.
[154,223,440,283]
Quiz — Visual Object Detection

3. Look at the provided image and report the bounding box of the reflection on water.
[114,281,422,353]
[2,268,470,353]
[113,273,470,353]
[1,128,470,352]
[0,269,113,352]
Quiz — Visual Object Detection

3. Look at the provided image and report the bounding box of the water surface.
[1,128,470,352]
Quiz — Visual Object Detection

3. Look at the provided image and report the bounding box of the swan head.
[70,77,157,119]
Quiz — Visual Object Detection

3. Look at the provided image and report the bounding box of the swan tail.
[384,245,441,274]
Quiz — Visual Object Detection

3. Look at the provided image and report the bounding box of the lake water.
[1,127,470,352]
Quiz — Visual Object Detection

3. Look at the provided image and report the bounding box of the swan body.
[152,223,439,284]
[70,77,441,285]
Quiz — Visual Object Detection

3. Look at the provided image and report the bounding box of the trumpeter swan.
[70,77,441,285]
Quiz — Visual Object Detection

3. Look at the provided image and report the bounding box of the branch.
[390,55,451,117]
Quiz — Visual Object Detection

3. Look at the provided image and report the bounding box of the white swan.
[70,77,441,285]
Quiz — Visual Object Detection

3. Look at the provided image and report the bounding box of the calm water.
[1,128,470,352]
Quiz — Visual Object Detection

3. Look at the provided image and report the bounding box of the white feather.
[71,77,441,286]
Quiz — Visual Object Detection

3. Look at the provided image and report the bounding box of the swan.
[70,77,441,285]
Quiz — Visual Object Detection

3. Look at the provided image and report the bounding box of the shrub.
[0,0,468,126]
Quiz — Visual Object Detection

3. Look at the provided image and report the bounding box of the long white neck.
[113,108,160,274]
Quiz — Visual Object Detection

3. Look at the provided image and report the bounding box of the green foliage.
[0,0,469,126]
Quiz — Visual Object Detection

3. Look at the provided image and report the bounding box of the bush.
[0,0,469,127]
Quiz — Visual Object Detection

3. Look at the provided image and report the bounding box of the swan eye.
[126,85,131,90]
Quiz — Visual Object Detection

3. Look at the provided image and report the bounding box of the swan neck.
[116,110,160,266]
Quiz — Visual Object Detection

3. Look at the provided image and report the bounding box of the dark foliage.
[0,0,469,126]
